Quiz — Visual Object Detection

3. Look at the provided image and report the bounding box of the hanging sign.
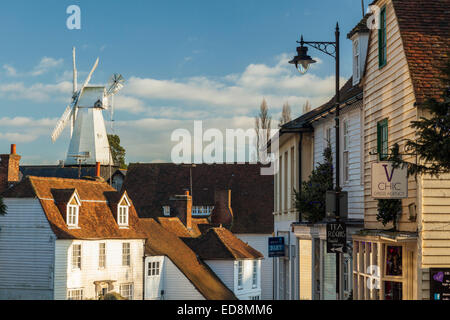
[326,222,347,253]
[371,162,408,199]
[430,268,450,300]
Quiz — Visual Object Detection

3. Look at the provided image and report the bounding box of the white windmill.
[51,47,125,166]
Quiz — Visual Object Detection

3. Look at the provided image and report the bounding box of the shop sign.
[268,237,285,257]
[326,222,346,253]
[371,162,408,199]
[430,268,450,300]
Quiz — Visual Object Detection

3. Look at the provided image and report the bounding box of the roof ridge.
[212,228,239,259]
[28,175,108,184]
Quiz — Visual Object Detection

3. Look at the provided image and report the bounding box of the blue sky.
[0,0,366,164]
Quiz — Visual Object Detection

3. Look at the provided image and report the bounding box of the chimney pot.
[95,162,101,177]
[10,144,16,155]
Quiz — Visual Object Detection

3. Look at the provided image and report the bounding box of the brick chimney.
[0,144,21,194]
[211,189,233,225]
[169,190,192,229]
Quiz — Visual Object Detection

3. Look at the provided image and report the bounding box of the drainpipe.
[298,133,303,223]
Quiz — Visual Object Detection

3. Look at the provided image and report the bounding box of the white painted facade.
[144,256,205,300]
[236,233,273,300]
[273,131,308,300]
[54,239,144,300]
[205,259,262,300]
[0,198,145,300]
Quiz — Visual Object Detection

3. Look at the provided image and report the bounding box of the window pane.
[384,281,402,300]
[385,246,402,276]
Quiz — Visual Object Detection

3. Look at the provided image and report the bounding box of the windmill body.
[51,48,125,167]
[66,86,112,165]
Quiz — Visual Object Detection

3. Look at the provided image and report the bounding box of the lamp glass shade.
[296,60,312,74]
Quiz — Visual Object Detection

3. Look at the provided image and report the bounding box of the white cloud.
[0,116,57,144]
[0,81,72,102]
[3,64,18,77]
[31,57,64,76]
[120,53,343,119]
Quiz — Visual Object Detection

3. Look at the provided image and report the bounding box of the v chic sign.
[371,162,408,199]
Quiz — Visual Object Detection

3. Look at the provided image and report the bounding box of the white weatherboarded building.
[140,218,237,300]
[0,175,146,300]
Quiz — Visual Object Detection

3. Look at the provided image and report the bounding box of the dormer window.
[117,194,131,227]
[67,205,79,227]
[118,205,129,226]
[66,192,81,228]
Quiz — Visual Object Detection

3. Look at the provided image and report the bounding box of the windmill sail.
[51,104,74,142]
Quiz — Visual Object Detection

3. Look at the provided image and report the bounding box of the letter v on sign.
[382,164,395,182]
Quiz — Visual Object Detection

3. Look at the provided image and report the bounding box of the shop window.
[384,281,402,300]
[385,246,402,276]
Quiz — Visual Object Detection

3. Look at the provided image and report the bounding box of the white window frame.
[99,242,106,269]
[71,244,82,270]
[67,288,83,300]
[122,242,131,267]
[118,205,129,227]
[237,260,243,290]
[342,118,350,184]
[353,39,360,81]
[252,260,258,288]
[117,194,130,227]
[148,261,160,276]
[67,205,79,227]
[191,206,214,216]
[250,295,260,300]
[120,283,134,300]
[163,206,170,216]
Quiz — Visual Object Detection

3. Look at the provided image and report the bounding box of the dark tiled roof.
[182,227,264,260]
[347,14,370,39]
[282,77,362,130]
[3,176,147,240]
[140,218,237,300]
[122,163,274,234]
[20,165,118,182]
[391,0,450,104]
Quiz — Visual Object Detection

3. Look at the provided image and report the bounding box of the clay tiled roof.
[368,0,450,104]
[391,0,450,104]
[122,163,274,234]
[140,218,237,300]
[182,227,264,260]
[2,176,147,240]
[156,217,209,238]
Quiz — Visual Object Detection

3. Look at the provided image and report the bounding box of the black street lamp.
[290,23,342,300]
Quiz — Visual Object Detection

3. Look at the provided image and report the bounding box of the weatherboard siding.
[0,198,55,299]
[312,102,364,220]
[362,0,418,231]
[236,233,273,300]
[163,257,205,300]
[206,260,235,292]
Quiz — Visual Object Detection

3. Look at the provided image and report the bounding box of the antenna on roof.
[361,0,365,18]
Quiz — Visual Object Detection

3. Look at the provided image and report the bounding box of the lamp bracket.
[297,40,337,58]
